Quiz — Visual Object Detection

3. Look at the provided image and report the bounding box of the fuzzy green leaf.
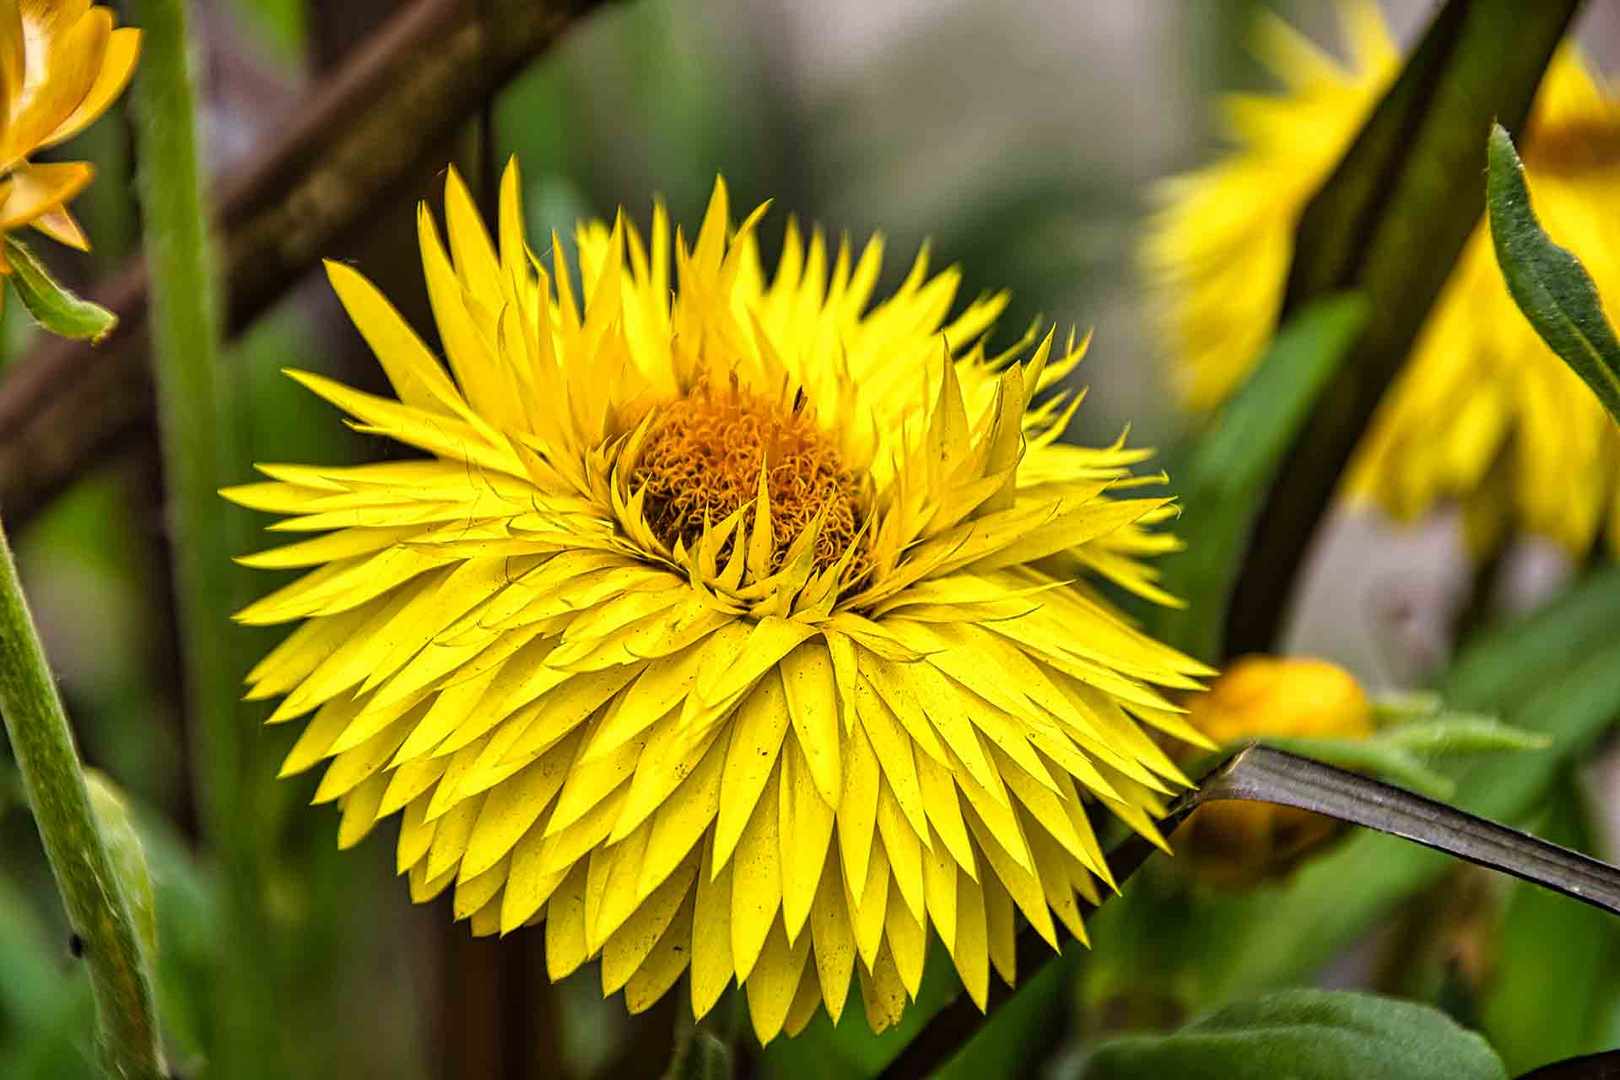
[1081,991,1507,1080]
[3,237,117,343]
[1486,122,1620,422]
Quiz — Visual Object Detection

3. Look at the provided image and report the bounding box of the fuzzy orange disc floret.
[631,384,865,573]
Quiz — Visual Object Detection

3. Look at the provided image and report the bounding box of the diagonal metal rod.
[879,746,1620,1080]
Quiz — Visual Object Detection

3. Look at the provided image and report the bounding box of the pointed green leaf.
[1486,122,1620,422]
[3,237,117,343]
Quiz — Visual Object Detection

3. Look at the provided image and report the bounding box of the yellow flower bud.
[1182,656,1372,887]
[1187,655,1372,745]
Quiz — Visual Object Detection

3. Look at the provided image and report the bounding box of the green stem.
[128,0,275,1072]
[0,517,163,1078]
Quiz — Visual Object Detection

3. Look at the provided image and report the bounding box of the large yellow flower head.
[225,164,1210,1040]
[1146,1,1620,554]
[0,1,139,267]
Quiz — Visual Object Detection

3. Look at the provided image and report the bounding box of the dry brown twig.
[0,0,610,527]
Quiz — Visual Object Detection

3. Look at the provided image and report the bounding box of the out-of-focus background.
[3,1,1619,1076]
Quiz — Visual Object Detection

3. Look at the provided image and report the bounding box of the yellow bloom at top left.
[0,0,139,268]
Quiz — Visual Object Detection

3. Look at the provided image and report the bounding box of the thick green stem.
[0,517,163,1078]
[128,0,275,1072]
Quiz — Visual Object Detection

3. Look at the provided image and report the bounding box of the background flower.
[1145,0,1620,556]
[0,1,138,268]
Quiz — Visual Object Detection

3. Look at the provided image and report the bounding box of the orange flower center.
[631,383,865,574]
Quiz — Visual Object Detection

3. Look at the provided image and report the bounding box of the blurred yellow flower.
[1184,655,1371,886]
[0,1,140,270]
[1186,655,1371,746]
[224,164,1213,1040]
[1145,0,1620,554]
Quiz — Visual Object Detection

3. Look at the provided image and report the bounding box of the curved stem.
[0,517,164,1078]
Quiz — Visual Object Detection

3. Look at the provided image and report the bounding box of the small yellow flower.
[0,1,139,269]
[226,166,1214,1039]
[1145,0,1620,554]
[1183,656,1370,886]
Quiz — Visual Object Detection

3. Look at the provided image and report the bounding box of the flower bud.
[1183,656,1371,887]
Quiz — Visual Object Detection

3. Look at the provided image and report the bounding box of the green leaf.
[1080,991,1507,1080]
[1486,123,1620,422]
[1225,0,1580,654]
[2,238,117,343]
[1150,293,1368,660]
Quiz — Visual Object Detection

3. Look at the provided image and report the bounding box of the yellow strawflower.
[224,165,1212,1040]
[0,1,140,268]
[1145,0,1620,554]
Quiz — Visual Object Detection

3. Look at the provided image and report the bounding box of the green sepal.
[4,236,117,343]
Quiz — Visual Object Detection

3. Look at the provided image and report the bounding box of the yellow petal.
[624,888,695,1014]
[4,4,108,164]
[690,834,735,1020]
[29,203,86,249]
[40,23,138,148]
[778,739,834,942]
[744,917,810,1044]
[779,639,843,804]
[0,160,91,229]
[729,762,783,983]
[712,672,789,876]
[808,858,856,1023]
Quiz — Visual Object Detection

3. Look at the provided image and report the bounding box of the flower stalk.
[0,516,164,1079]
[128,0,276,1072]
